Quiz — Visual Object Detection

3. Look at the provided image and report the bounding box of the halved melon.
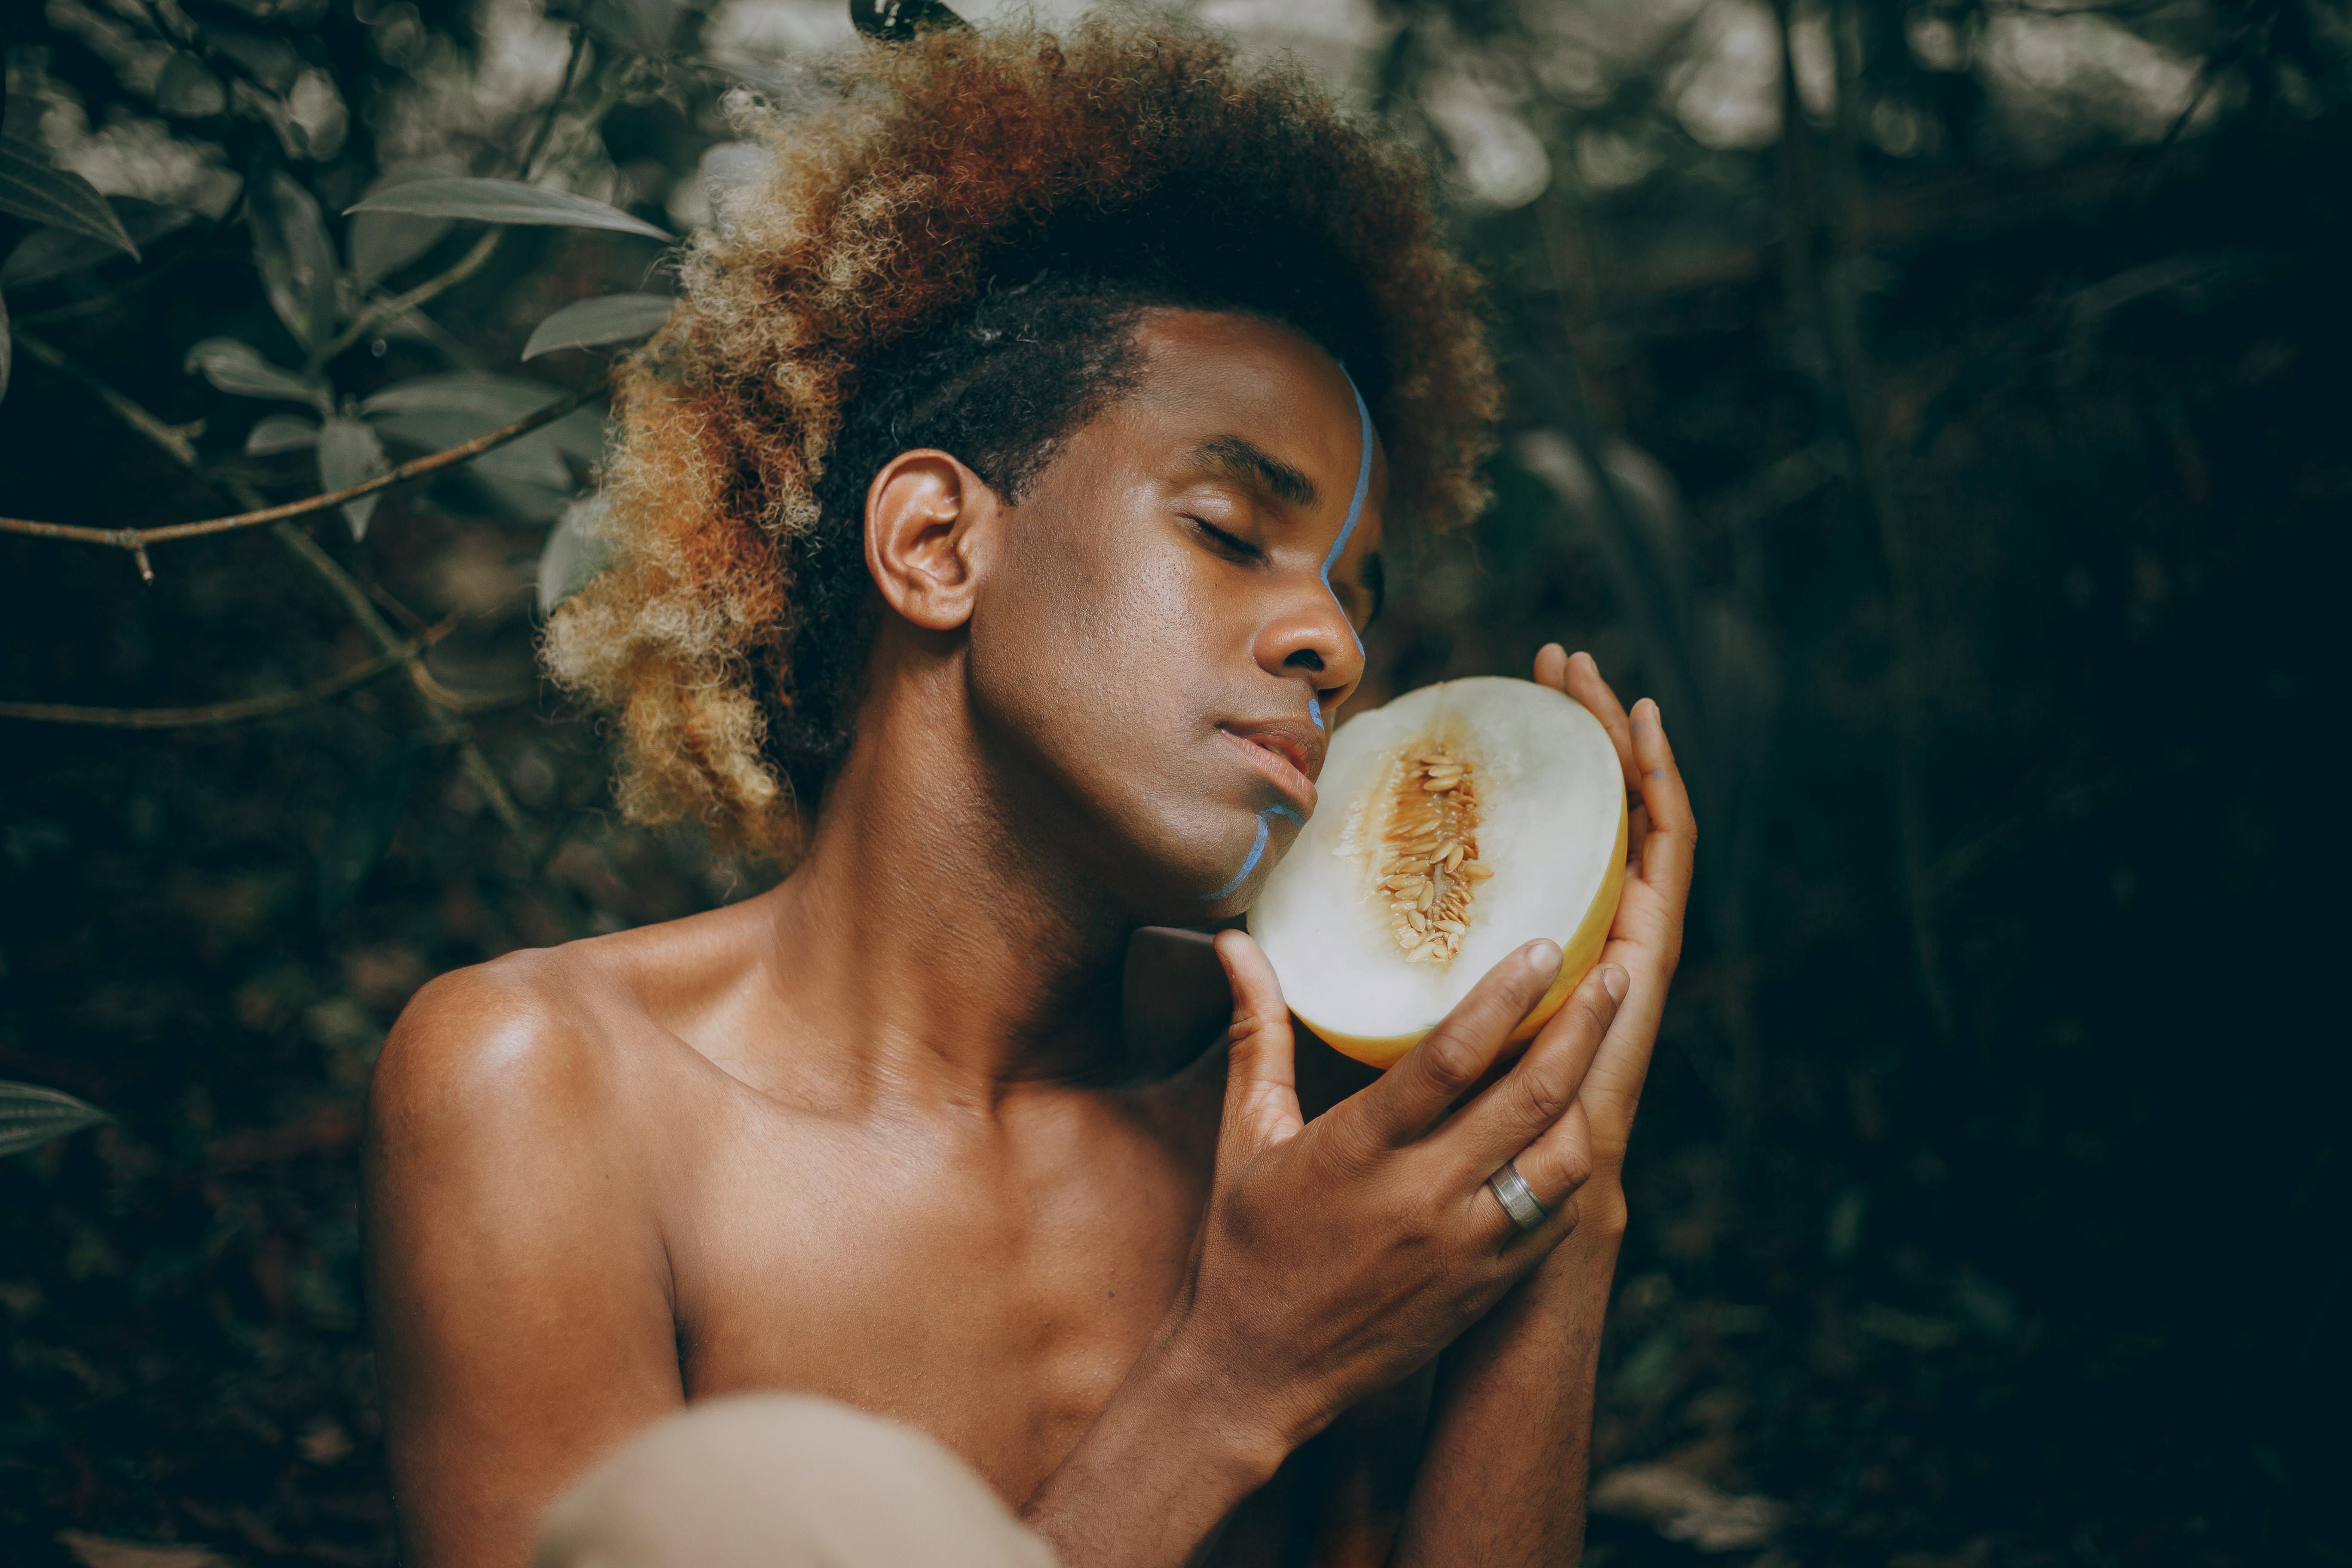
[1248,677,1627,1069]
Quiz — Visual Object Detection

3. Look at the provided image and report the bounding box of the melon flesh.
[1248,677,1627,1069]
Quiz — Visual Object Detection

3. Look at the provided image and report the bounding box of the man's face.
[964,310,1388,922]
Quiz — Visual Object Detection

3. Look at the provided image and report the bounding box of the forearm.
[1391,1186,1627,1568]
[1022,1326,1295,1568]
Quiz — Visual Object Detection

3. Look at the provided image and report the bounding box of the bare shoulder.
[369,944,631,1155]
[365,939,704,1568]
[369,897,766,1157]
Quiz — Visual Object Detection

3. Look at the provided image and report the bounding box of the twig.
[12,331,197,469]
[311,228,502,371]
[0,621,454,728]
[522,26,592,181]
[5,339,539,848]
[268,523,537,723]
[0,367,611,552]
[309,22,591,372]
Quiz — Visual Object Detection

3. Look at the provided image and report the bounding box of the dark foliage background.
[1,0,2343,1564]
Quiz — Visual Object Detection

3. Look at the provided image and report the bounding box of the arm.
[1392,649,1694,1566]
[364,964,686,1568]
[1023,926,1634,1566]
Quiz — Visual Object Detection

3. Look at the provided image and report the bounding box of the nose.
[1256,582,1366,724]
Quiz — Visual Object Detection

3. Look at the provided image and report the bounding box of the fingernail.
[1601,965,1628,1002]
[1526,940,1562,973]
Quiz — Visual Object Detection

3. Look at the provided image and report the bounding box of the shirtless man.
[363,22,1692,1568]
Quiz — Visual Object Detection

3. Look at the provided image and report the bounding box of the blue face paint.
[1204,804,1304,904]
[1203,374,1377,902]
[1309,370,1378,732]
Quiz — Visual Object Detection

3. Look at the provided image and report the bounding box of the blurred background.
[0,0,2341,1563]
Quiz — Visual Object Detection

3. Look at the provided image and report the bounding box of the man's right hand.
[1168,930,1628,1455]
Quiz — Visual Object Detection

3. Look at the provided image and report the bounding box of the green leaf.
[537,494,619,613]
[245,412,319,455]
[0,1080,114,1158]
[361,373,606,462]
[0,136,138,260]
[522,293,675,360]
[347,172,455,288]
[317,416,390,539]
[183,337,329,407]
[370,409,574,489]
[317,740,418,920]
[3,200,194,290]
[249,169,341,353]
[361,372,567,423]
[346,178,671,241]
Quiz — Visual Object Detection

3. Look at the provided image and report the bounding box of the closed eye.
[1187,515,1265,563]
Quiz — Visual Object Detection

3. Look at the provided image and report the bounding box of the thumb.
[1213,929,1303,1163]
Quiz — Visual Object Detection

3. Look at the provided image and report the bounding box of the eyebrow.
[1188,435,1319,511]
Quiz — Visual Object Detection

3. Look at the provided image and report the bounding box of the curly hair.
[543,16,1501,862]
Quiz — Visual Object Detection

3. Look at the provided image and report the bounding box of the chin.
[1090,803,1276,925]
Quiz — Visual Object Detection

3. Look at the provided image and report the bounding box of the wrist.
[1127,1317,1300,1492]
[1520,1179,1627,1300]
[1018,1318,1295,1559]
[1574,1176,1629,1243]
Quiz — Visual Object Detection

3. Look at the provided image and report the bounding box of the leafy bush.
[3,0,2347,1564]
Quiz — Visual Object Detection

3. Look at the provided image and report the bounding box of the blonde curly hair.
[543,16,1500,862]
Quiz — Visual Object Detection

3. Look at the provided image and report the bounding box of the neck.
[756,638,1138,1106]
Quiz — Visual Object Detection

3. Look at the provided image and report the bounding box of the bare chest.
[656,1089,1210,1503]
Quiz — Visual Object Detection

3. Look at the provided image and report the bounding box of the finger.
[1561,651,1642,796]
[1628,698,1694,900]
[1626,802,1653,875]
[1212,931,1304,1164]
[1438,961,1626,1174]
[1488,1100,1595,1253]
[1350,940,1562,1148]
[1533,641,1571,691]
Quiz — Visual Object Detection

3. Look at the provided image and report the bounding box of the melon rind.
[1247,677,1628,1070]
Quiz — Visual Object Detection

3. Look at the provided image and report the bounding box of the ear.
[863,450,996,634]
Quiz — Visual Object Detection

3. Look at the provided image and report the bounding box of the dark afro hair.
[543,17,1501,862]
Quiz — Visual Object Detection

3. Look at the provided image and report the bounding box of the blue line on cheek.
[1203,805,1304,903]
[1205,375,1370,904]
[1321,370,1375,668]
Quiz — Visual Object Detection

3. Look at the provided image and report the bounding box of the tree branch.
[0,620,454,728]
[0,359,611,554]
[2,336,540,847]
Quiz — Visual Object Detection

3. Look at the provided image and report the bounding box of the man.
[364,19,1692,1567]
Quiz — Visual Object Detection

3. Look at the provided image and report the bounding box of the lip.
[1218,720,1324,814]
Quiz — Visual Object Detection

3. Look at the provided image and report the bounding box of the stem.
[310,227,502,371]
[0,622,452,728]
[266,523,535,724]
[522,26,592,181]
[0,367,611,551]
[312,22,597,374]
[4,335,538,846]
[12,331,198,469]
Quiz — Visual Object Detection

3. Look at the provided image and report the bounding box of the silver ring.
[1487,1159,1550,1232]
